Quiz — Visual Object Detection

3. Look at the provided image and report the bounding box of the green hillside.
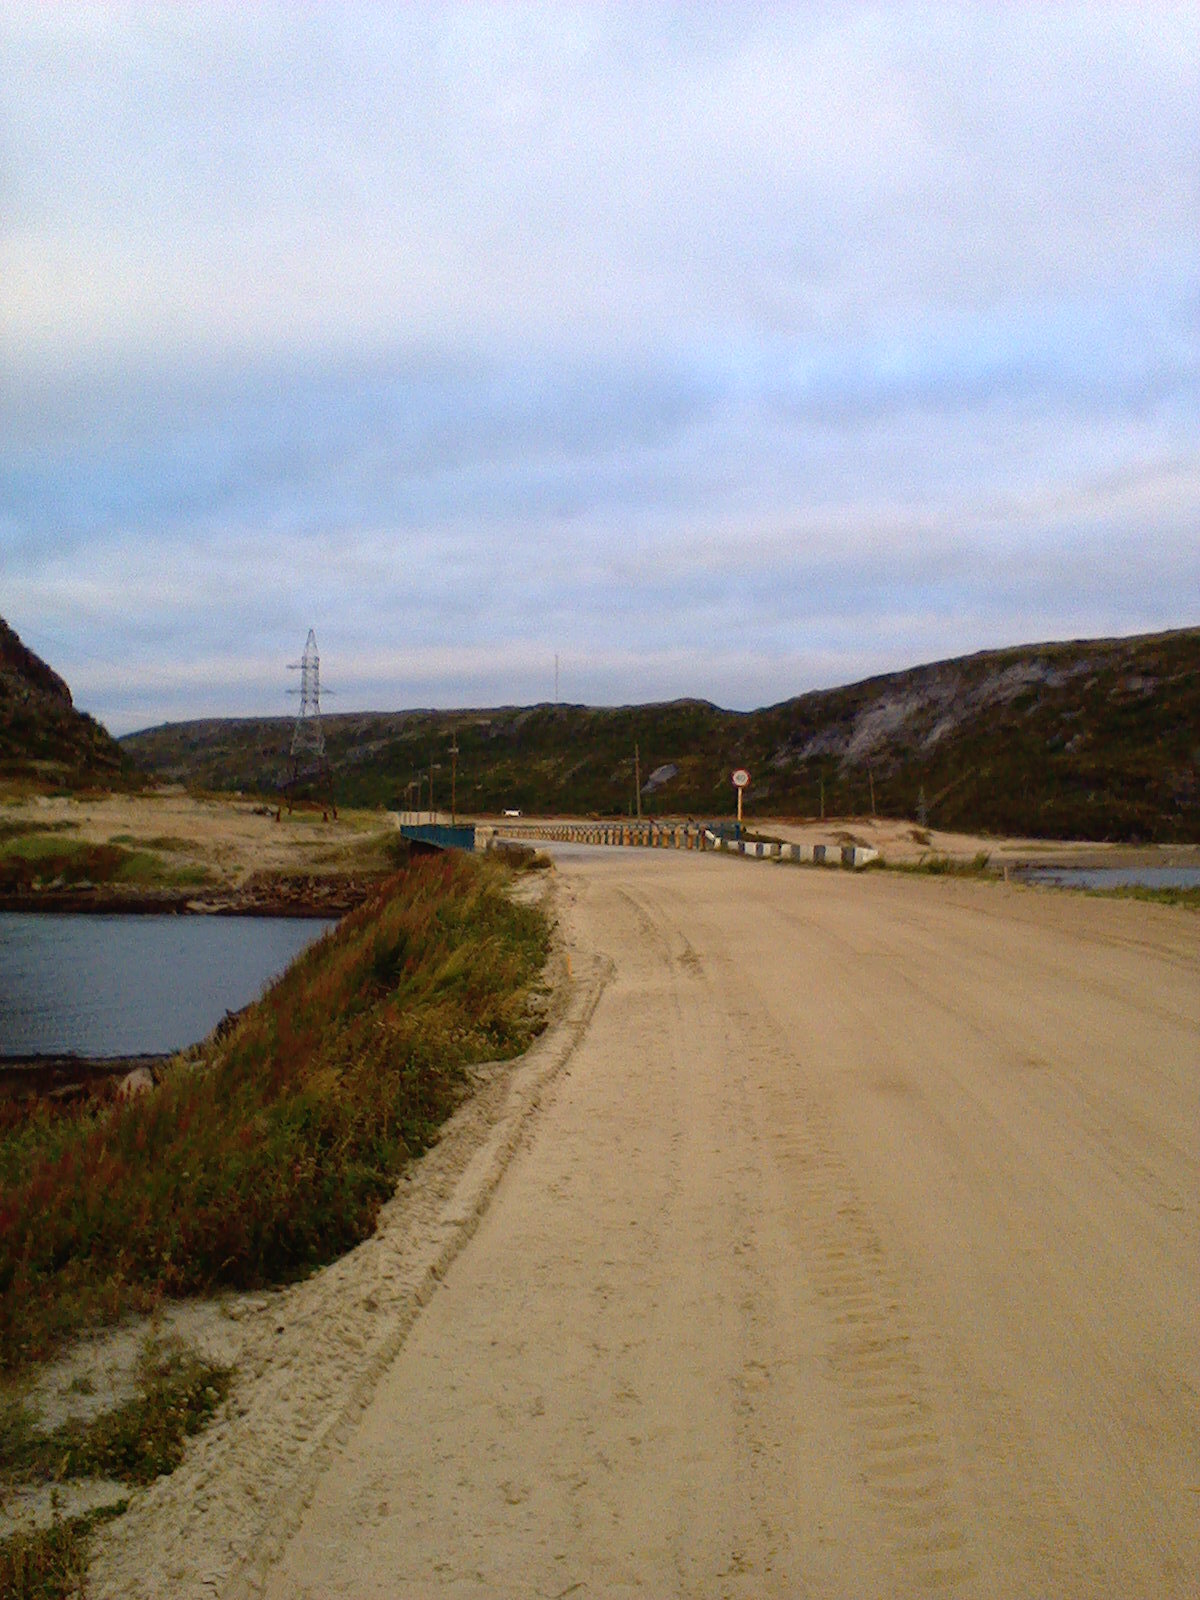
[122,627,1200,843]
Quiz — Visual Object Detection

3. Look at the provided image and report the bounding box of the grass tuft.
[0,1501,127,1600]
[887,851,995,878]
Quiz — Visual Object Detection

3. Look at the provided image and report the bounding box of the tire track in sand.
[718,987,978,1594]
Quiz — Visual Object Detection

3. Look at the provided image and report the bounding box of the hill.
[0,616,128,787]
[121,627,1200,842]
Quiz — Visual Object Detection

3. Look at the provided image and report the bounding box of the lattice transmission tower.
[289,629,326,760]
[280,628,337,817]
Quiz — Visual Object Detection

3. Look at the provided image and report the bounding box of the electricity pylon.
[281,629,336,818]
[289,629,326,760]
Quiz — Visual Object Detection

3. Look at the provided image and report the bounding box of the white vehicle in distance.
[502,808,522,817]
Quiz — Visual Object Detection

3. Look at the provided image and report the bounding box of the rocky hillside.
[122,626,1200,842]
[0,616,128,787]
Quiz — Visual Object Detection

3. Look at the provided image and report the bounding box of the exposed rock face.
[0,615,127,785]
[0,617,73,703]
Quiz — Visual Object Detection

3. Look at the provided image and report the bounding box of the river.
[0,912,337,1058]
[1019,866,1200,891]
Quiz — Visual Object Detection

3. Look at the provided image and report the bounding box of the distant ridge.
[0,615,128,786]
[122,626,1199,842]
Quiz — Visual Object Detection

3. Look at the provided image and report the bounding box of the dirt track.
[231,849,1194,1599]
[82,846,1199,1599]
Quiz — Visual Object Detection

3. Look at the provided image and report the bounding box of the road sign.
[731,768,750,829]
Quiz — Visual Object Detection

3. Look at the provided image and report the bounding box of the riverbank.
[0,875,373,918]
[1,850,553,1594]
[0,853,551,1368]
[0,789,404,916]
[763,813,1200,872]
[0,1054,165,1103]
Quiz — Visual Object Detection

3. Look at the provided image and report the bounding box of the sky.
[2,2,1197,735]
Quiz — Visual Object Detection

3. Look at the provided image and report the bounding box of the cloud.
[1,3,1197,733]
[5,4,1197,364]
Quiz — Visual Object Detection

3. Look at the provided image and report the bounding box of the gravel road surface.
[94,848,1199,1598]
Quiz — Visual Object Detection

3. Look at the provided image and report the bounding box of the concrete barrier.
[780,842,813,863]
[483,818,879,873]
[842,845,880,869]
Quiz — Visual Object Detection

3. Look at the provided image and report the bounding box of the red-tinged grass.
[0,852,550,1371]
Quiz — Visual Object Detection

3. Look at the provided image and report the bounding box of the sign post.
[731,768,750,840]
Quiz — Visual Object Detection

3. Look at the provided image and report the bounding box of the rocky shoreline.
[0,1051,168,1103]
[0,872,376,919]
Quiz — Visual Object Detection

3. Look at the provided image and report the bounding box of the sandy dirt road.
[240,848,1200,1600]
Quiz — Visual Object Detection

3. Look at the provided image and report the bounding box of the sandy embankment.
[764,812,1200,870]
[0,791,399,914]
[73,845,1199,1599]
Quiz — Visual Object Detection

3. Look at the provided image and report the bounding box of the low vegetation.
[887,851,996,878]
[0,1334,232,1600]
[1075,883,1200,911]
[0,796,412,912]
[0,852,551,1371]
[0,828,214,894]
[1,1337,232,1490]
[0,1501,126,1600]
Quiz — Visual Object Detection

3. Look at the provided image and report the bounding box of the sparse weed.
[1081,883,1200,910]
[0,821,76,842]
[891,851,994,878]
[2,1338,233,1489]
[0,1501,126,1600]
[0,1336,230,1599]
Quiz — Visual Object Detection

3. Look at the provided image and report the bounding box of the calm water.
[0,913,336,1058]
[1022,867,1200,891]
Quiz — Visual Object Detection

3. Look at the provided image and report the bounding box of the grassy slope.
[0,852,549,1371]
[122,627,1200,842]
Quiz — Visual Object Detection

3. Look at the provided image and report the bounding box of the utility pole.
[634,742,642,820]
[820,775,825,820]
[428,759,434,824]
[868,767,876,817]
[554,654,559,704]
[450,737,459,825]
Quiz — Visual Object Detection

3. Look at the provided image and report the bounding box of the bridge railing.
[478,819,878,869]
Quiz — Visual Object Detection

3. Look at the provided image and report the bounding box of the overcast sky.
[2,3,1197,734]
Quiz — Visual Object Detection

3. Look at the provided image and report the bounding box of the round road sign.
[732,768,750,788]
